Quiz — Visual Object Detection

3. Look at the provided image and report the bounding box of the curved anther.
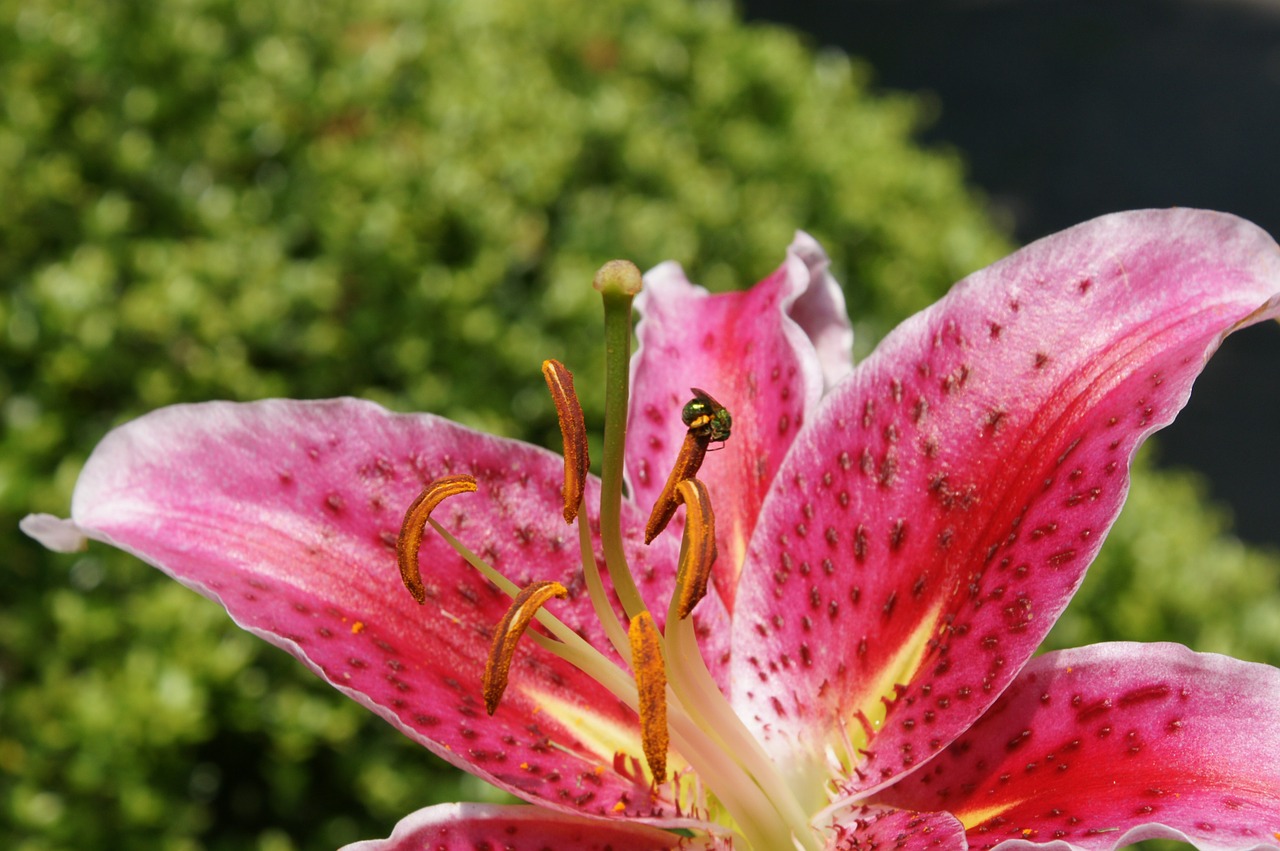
[673,478,717,620]
[397,474,477,603]
[628,610,669,784]
[542,359,589,524]
[483,580,568,715]
[644,430,710,544]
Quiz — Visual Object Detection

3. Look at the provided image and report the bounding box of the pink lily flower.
[23,209,1280,850]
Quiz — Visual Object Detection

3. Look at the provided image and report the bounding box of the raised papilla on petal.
[729,209,1280,792]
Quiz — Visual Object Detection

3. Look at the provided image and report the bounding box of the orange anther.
[483,580,568,715]
[673,478,717,620]
[397,474,477,603]
[644,430,709,544]
[628,610,669,784]
[542,359,589,524]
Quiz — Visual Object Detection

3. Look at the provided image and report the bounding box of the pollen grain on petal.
[674,478,717,620]
[483,580,568,715]
[542,358,589,524]
[628,610,669,784]
[397,474,477,603]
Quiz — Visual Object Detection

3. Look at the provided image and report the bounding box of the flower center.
[395,261,822,851]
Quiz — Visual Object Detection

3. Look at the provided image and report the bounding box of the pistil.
[593,260,647,621]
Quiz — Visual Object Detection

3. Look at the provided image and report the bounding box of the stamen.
[666,612,822,851]
[627,610,669,783]
[542,358,589,523]
[672,478,717,621]
[397,474,477,603]
[483,580,569,715]
[645,430,709,544]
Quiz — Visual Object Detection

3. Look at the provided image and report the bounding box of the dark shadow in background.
[741,0,1280,546]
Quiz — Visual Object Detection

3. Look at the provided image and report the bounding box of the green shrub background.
[3,0,1277,848]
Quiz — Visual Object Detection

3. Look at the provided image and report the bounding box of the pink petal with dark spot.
[341,803,691,850]
[59,398,690,822]
[729,209,1280,791]
[822,803,967,851]
[874,643,1280,851]
[630,232,853,614]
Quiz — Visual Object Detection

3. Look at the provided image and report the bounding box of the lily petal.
[780,232,857,393]
[822,804,967,851]
[340,802,689,850]
[730,210,1280,793]
[873,643,1280,851]
[47,398,691,821]
[630,232,853,613]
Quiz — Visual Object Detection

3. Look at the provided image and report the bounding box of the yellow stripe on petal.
[847,600,945,755]
[518,688,666,779]
[952,800,1030,832]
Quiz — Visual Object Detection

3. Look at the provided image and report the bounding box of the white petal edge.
[20,512,88,553]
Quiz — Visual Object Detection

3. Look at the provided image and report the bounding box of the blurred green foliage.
[1,0,1276,848]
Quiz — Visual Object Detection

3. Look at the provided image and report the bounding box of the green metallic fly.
[681,388,732,445]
